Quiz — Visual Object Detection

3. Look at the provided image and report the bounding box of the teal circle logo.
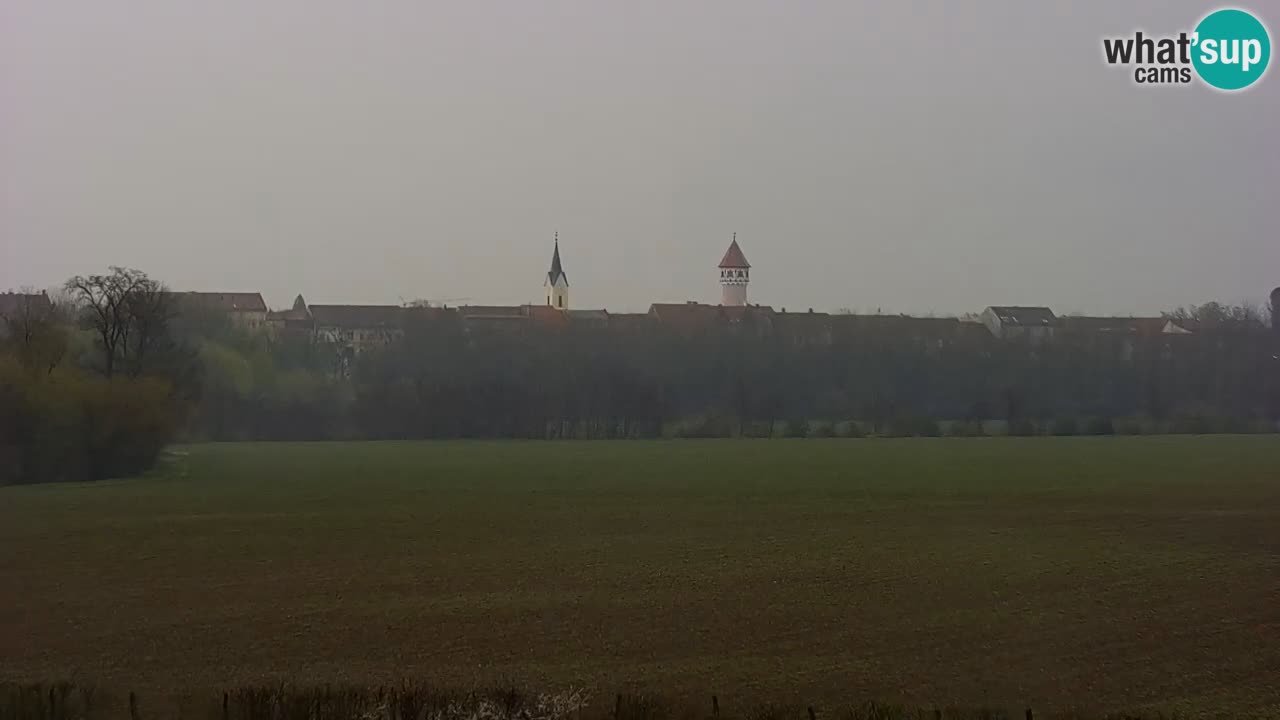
[1192,9,1271,90]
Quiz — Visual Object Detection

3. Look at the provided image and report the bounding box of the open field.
[2,438,1280,718]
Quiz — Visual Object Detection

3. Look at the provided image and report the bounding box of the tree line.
[342,301,1279,440]
[2,267,1278,483]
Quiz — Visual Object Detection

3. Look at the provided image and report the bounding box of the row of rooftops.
[983,305,1199,335]
[154,293,1226,339]
[3,291,1267,339]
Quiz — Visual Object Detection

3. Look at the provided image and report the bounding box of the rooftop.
[459,305,528,320]
[171,291,267,313]
[987,306,1057,327]
[718,237,750,269]
[0,291,52,318]
[546,236,568,287]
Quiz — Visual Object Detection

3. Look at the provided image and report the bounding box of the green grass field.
[3,438,1279,718]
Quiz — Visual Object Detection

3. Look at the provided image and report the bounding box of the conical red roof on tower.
[718,237,750,269]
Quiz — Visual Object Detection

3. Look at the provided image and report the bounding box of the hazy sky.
[3,1,1277,314]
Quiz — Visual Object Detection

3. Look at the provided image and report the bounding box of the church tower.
[719,233,750,306]
[545,233,569,310]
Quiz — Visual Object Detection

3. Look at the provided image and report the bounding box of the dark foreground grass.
[0,681,1175,720]
[2,438,1279,719]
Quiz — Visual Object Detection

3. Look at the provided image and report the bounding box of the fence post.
[223,692,230,720]
[712,695,719,717]
[615,694,622,720]
[129,691,140,720]
[1025,710,1033,720]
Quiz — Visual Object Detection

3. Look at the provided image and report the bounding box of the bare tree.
[64,267,167,377]
[122,281,178,377]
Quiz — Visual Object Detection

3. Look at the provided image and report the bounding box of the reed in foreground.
[0,684,1193,720]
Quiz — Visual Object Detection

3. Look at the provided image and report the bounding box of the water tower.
[719,234,751,306]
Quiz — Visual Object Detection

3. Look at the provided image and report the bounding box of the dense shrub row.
[1,268,195,485]
[0,360,181,484]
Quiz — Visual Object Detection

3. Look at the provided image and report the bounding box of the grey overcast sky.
[2,1,1277,314]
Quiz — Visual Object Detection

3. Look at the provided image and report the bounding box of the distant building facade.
[310,304,405,352]
[0,291,53,339]
[171,292,268,332]
[980,306,1058,342]
[266,294,313,337]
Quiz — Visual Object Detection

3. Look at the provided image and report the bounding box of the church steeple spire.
[544,232,569,310]
[547,232,566,286]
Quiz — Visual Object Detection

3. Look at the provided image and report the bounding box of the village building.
[721,304,776,338]
[566,309,610,328]
[980,306,1058,342]
[1056,315,1192,361]
[171,292,268,332]
[829,314,977,353]
[458,305,531,334]
[605,312,656,334]
[0,291,54,339]
[266,294,314,337]
[647,302,726,337]
[310,304,405,354]
[771,310,832,347]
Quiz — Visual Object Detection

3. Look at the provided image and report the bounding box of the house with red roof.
[171,291,269,333]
